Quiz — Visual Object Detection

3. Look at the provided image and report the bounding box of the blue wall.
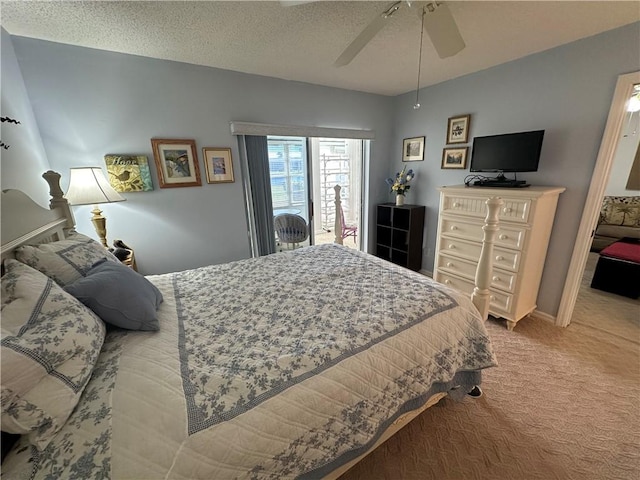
[4,37,394,274]
[2,22,639,318]
[0,28,50,206]
[391,22,640,316]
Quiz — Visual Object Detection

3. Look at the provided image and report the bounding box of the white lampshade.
[65,167,125,205]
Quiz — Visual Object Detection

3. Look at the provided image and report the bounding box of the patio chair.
[340,203,358,243]
[274,213,309,250]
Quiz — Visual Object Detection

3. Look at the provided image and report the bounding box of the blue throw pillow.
[64,259,163,331]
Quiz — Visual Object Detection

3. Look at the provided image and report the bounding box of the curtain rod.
[229,121,375,140]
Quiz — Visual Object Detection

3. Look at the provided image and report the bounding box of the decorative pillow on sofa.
[599,196,640,227]
[15,232,119,287]
[1,259,106,451]
[64,259,163,331]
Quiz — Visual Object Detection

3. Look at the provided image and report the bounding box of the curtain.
[239,135,276,256]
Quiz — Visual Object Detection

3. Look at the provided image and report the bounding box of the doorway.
[557,71,640,327]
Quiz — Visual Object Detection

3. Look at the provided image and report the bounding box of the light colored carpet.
[571,252,639,343]
[339,255,640,480]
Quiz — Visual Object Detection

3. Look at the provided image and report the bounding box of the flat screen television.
[469,130,544,187]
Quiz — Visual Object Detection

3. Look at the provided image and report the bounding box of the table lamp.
[65,167,125,248]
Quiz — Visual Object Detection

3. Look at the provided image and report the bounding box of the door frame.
[555,71,640,327]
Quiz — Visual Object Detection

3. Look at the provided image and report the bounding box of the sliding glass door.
[311,138,362,249]
[242,135,364,255]
[267,136,364,252]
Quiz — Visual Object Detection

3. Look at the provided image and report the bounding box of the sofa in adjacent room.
[590,196,640,252]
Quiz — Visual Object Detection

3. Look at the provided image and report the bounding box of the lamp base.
[90,205,109,248]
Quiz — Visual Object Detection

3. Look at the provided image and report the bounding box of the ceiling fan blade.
[423,2,465,58]
[334,1,404,67]
[334,15,387,67]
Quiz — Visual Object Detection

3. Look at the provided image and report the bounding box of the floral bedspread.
[3,244,496,479]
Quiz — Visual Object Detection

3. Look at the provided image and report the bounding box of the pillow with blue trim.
[64,259,163,331]
[15,232,119,287]
[1,259,106,451]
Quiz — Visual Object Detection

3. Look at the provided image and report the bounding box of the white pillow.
[1,259,106,451]
[14,232,119,286]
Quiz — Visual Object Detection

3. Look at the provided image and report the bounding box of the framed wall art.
[151,138,201,188]
[446,114,471,144]
[442,147,468,169]
[402,136,425,162]
[203,147,234,184]
[104,154,154,192]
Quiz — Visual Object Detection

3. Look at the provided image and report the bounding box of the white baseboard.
[528,309,557,325]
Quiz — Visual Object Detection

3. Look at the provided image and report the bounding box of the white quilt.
[3,244,497,479]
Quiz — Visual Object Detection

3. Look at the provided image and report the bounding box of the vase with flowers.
[386,166,414,206]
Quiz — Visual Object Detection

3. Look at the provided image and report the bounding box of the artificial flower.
[386,166,415,196]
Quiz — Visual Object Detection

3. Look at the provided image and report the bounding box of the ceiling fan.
[333,1,465,67]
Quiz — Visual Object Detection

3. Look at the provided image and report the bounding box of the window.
[267,137,308,211]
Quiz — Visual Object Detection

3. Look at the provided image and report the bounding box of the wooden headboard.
[1,171,76,261]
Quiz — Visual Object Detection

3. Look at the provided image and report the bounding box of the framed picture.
[446,114,471,144]
[442,147,469,169]
[104,155,154,192]
[151,139,201,188]
[402,136,425,162]
[203,147,234,184]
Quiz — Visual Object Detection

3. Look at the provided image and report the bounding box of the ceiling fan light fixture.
[627,92,640,113]
[334,0,465,68]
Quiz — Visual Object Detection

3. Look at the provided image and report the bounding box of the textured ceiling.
[1,1,638,96]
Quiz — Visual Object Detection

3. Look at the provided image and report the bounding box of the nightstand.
[110,240,138,272]
[121,248,137,271]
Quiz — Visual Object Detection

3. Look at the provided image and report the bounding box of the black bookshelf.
[375,203,425,271]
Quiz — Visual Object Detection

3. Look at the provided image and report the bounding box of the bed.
[1,171,501,479]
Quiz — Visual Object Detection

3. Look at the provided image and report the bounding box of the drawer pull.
[503,207,512,213]
[446,262,454,267]
[499,234,508,240]
[490,295,496,300]
[492,275,500,281]
[496,255,504,261]
[445,279,452,285]
[450,225,458,231]
[452,202,460,208]
[448,244,456,249]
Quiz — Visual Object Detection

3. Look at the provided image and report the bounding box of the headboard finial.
[42,170,76,232]
[43,170,64,202]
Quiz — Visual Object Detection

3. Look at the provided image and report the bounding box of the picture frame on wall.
[446,114,471,144]
[104,154,154,192]
[442,147,469,169]
[203,147,234,184]
[402,136,425,162]
[151,138,201,188]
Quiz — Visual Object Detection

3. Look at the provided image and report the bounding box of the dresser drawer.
[438,254,517,293]
[441,217,527,251]
[438,237,521,272]
[442,194,532,224]
[435,271,514,314]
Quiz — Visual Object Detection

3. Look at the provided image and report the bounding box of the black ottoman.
[590,240,640,299]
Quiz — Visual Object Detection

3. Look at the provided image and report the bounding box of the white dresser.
[434,185,565,330]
